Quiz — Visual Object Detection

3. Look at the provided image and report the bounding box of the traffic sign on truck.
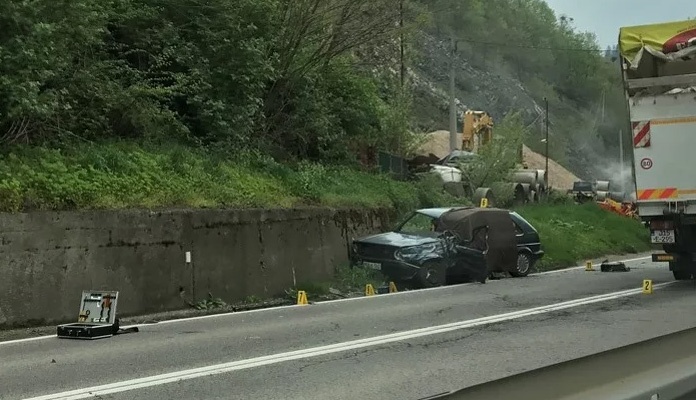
[618,19,696,280]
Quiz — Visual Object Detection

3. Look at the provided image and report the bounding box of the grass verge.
[514,202,651,270]
[0,142,465,213]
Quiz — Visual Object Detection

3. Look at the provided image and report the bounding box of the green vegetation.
[1,0,628,212]
[0,143,465,212]
[288,264,384,301]
[515,203,651,270]
[0,0,418,162]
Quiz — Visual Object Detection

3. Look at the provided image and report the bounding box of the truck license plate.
[363,262,381,270]
[651,230,675,244]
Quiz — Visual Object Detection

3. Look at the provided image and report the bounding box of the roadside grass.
[514,202,651,270]
[0,142,465,214]
[286,264,385,302]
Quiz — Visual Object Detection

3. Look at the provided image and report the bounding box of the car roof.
[416,207,519,219]
[415,208,456,218]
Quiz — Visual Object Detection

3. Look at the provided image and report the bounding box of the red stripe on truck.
[632,121,651,148]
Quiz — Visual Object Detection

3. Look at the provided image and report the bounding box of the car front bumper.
[351,257,423,282]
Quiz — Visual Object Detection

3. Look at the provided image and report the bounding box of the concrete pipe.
[473,187,496,208]
[531,184,542,202]
[519,183,532,203]
[596,190,609,201]
[536,169,547,188]
[512,170,539,186]
[610,191,625,203]
[536,182,546,195]
[596,180,611,192]
[527,185,538,203]
[512,182,527,205]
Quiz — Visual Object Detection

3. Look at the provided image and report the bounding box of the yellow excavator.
[461,110,494,153]
[461,110,525,167]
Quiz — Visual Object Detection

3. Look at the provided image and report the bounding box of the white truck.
[619,19,696,280]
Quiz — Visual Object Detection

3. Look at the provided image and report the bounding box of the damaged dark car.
[349,207,544,288]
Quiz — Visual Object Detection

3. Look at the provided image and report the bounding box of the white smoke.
[594,159,636,200]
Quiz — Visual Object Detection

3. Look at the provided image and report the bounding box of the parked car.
[349,207,544,288]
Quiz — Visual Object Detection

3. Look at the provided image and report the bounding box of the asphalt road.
[4,254,696,400]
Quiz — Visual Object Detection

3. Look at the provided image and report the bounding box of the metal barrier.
[419,326,696,400]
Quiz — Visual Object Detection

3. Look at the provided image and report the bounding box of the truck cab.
[618,19,696,280]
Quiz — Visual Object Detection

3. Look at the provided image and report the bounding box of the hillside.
[0,0,625,211]
[401,0,627,182]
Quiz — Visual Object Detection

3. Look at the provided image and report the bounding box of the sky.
[543,0,694,48]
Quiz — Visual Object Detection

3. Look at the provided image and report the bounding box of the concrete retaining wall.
[0,208,391,328]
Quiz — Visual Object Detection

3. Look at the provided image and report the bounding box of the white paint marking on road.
[535,256,652,276]
[20,281,673,400]
[0,255,657,346]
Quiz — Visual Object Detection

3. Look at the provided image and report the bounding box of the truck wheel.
[673,270,692,280]
[510,252,532,277]
[417,260,448,288]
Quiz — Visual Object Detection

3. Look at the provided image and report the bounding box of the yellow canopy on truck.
[619,19,696,69]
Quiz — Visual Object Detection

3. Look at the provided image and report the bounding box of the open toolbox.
[57,290,120,340]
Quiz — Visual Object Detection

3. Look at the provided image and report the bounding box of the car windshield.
[396,211,439,234]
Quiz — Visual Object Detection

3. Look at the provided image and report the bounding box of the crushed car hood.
[354,231,439,247]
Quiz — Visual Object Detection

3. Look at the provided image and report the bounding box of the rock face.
[359,30,601,181]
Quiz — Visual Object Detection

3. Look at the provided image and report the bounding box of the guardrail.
[420,326,696,400]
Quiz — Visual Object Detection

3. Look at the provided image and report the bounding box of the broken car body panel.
[436,207,518,274]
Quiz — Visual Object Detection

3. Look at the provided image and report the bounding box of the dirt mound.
[522,145,579,191]
[415,130,459,159]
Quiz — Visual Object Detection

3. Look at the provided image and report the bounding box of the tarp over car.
[436,207,517,274]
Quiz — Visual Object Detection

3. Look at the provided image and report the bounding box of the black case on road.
[57,290,120,340]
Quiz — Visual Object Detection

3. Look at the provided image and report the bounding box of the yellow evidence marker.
[480,197,488,208]
[365,284,375,296]
[389,281,398,293]
[297,290,308,305]
[642,279,653,294]
[585,261,594,271]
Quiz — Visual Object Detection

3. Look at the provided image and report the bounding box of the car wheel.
[417,260,448,288]
[511,252,532,277]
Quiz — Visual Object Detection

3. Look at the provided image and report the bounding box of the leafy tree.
[459,111,527,191]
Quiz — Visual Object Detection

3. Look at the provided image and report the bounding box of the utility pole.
[399,0,405,88]
[544,97,549,188]
[619,128,624,193]
[449,38,458,152]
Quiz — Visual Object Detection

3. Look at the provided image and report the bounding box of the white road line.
[0,255,655,346]
[535,256,651,276]
[21,282,674,400]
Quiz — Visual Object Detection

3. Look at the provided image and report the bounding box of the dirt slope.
[522,145,579,191]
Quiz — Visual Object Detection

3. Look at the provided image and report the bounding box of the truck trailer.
[618,19,696,280]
